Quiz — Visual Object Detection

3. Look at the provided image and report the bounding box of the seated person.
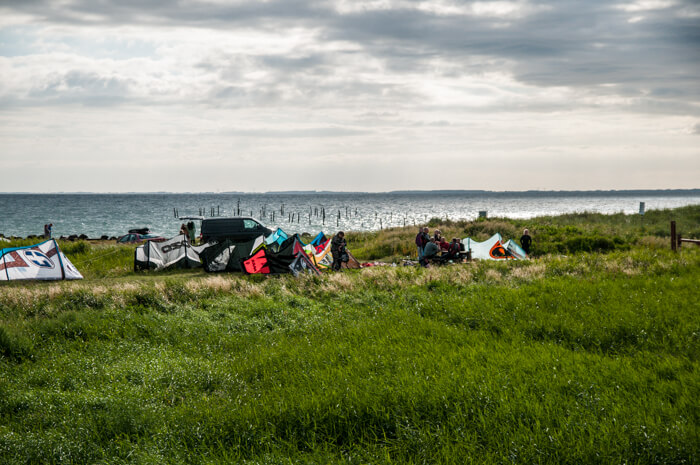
[457,239,472,260]
[445,238,460,259]
[439,237,450,253]
[420,238,440,266]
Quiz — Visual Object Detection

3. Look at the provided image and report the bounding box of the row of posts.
[173,201,464,230]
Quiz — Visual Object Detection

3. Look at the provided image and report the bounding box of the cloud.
[0,0,698,114]
[0,0,698,192]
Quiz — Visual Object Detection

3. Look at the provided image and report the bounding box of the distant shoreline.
[2,189,699,196]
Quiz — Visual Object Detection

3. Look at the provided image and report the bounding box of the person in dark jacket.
[331,231,348,271]
[420,238,440,267]
[415,228,424,260]
[187,221,196,243]
[520,228,532,255]
[446,238,461,260]
[415,227,430,260]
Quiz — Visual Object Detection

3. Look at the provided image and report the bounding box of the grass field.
[1,207,699,464]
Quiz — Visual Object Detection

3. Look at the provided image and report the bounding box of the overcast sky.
[0,0,698,192]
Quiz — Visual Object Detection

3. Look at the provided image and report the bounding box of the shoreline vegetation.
[1,206,699,464]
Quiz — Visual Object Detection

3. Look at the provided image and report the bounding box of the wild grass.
[1,206,699,464]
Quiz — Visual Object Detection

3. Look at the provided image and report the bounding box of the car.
[200,217,272,244]
[116,233,166,244]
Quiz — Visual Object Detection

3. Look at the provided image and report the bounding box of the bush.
[563,236,626,254]
[61,241,91,255]
[0,326,33,362]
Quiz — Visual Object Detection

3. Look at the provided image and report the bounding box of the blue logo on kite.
[23,250,54,269]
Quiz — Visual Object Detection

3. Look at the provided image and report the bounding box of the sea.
[1,191,699,238]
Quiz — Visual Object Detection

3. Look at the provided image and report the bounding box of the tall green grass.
[1,246,698,464]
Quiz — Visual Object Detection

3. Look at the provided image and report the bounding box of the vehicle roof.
[201,216,258,222]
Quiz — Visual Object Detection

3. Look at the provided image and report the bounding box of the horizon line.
[1,188,700,195]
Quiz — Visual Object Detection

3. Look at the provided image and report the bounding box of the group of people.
[179,222,197,243]
[415,226,533,266]
[43,223,53,239]
[415,227,464,267]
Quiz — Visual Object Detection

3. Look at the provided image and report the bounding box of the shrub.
[0,326,33,362]
[61,241,91,255]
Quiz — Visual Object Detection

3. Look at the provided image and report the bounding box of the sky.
[0,0,698,193]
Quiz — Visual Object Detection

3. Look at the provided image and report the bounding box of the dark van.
[200,217,272,244]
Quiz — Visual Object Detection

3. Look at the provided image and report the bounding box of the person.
[415,226,430,260]
[44,223,52,239]
[447,238,461,260]
[433,229,442,243]
[520,228,532,255]
[458,238,469,259]
[331,231,348,271]
[415,227,425,260]
[421,237,439,267]
[439,237,450,253]
[187,221,196,243]
[180,223,188,240]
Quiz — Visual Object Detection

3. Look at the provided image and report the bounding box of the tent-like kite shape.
[200,235,265,272]
[463,233,527,260]
[134,234,205,271]
[0,239,83,281]
[243,235,321,276]
[264,228,289,251]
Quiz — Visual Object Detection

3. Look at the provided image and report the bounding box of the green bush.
[61,240,91,255]
[0,326,33,362]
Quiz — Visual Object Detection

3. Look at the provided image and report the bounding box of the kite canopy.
[342,251,362,269]
[264,228,289,250]
[304,237,333,269]
[0,239,83,281]
[243,234,321,275]
[310,232,327,247]
[200,235,264,272]
[134,235,205,271]
[463,233,527,260]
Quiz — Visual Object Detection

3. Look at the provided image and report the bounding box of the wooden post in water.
[671,221,676,251]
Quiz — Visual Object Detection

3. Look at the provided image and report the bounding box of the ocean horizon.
[3,189,699,195]
[1,190,699,238]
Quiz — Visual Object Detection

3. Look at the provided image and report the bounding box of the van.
[200,217,272,244]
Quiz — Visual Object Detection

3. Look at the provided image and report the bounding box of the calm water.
[1,191,698,238]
